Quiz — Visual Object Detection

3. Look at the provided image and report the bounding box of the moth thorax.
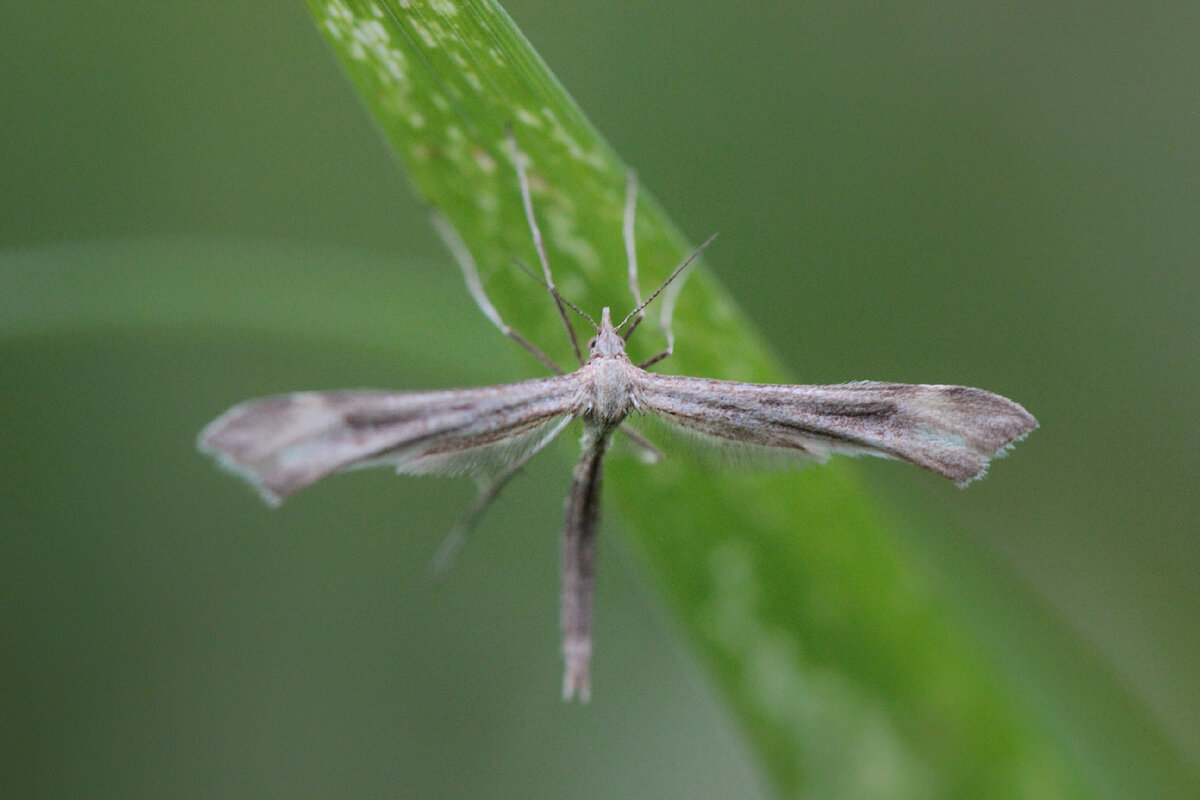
[586,357,635,429]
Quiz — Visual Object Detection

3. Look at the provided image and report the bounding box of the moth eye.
[588,337,598,349]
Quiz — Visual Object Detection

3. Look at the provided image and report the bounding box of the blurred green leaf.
[295,2,1107,798]
[0,237,499,378]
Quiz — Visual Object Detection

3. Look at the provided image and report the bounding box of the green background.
[3,2,1197,798]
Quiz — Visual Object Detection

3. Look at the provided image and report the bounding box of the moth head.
[589,307,626,358]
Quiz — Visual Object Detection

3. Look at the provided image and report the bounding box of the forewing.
[198,374,580,504]
[638,375,1037,485]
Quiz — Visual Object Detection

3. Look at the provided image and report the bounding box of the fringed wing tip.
[196,412,288,507]
[946,397,1039,487]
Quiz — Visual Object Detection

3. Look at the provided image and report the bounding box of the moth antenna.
[559,295,597,331]
[616,233,718,333]
[509,256,598,331]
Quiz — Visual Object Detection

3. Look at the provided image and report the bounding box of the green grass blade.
[1,236,1184,798]
[295,2,1099,797]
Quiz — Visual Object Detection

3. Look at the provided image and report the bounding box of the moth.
[198,133,1038,702]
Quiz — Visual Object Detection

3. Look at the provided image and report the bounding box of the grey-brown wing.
[637,375,1037,485]
[198,374,581,504]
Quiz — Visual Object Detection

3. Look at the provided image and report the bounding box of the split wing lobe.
[198,375,581,505]
[637,376,1038,485]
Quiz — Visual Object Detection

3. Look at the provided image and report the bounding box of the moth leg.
[624,233,718,367]
[430,212,563,375]
[621,166,646,342]
[507,126,585,365]
[428,417,573,578]
[638,347,674,370]
[617,424,662,463]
